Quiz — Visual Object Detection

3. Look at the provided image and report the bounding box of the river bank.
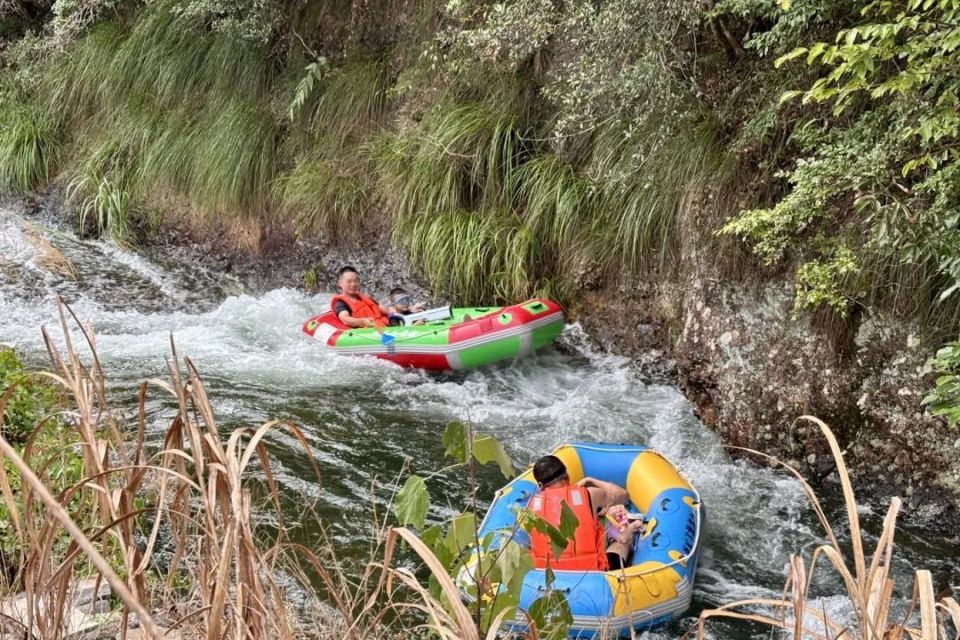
[10,189,960,536]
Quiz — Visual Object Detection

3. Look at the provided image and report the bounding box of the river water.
[1,207,957,638]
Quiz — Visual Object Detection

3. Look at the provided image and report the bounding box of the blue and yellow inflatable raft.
[459,443,703,638]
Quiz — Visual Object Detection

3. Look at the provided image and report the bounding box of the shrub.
[0,349,58,444]
[0,102,60,192]
[275,158,368,238]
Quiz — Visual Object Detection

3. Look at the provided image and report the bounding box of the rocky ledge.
[673,276,960,533]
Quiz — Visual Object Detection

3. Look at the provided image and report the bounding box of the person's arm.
[378,302,390,315]
[338,310,378,329]
[577,477,628,513]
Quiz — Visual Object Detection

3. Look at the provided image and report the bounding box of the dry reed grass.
[697,416,960,640]
[0,299,409,639]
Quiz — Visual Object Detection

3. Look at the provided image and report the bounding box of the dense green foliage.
[3,0,960,410]
[925,339,960,427]
[0,0,727,306]
[0,348,82,584]
[720,0,960,323]
[0,348,58,443]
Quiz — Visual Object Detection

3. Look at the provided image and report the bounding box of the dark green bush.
[0,349,59,444]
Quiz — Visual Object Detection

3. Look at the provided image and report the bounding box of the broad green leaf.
[807,42,827,64]
[775,47,808,68]
[496,540,532,590]
[939,282,960,301]
[443,511,477,558]
[528,590,573,640]
[779,89,805,104]
[472,435,515,478]
[545,566,556,588]
[558,501,579,543]
[443,420,469,463]
[394,475,429,529]
[420,524,444,553]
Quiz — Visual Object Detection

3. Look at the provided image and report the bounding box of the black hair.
[533,455,567,486]
[337,265,358,279]
[389,287,408,300]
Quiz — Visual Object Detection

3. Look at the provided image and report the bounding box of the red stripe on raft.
[376,353,451,369]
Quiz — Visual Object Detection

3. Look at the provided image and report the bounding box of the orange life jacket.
[528,485,609,571]
[330,293,388,327]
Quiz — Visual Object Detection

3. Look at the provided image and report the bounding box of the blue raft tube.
[456,443,704,638]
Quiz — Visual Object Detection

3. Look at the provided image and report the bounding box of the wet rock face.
[151,223,430,305]
[673,275,960,530]
[574,284,679,381]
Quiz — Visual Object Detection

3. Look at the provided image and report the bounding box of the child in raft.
[387,287,425,326]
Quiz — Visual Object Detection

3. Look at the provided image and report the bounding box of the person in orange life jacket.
[330,265,390,329]
[528,455,643,571]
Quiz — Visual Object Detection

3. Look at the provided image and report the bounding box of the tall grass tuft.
[43,6,277,219]
[375,102,526,220]
[510,152,596,259]
[105,6,270,109]
[276,58,393,237]
[0,103,60,192]
[275,157,368,238]
[66,172,135,246]
[395,209,540,304]
[698,416,960,639]
[187,98,278,213]
[590,120,728,273]
[307,58,391,151]
[42,21,128,124]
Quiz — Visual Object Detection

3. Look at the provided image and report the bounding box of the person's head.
[533,455,568,488]
[390,287,413,312]
[337,265,361,295]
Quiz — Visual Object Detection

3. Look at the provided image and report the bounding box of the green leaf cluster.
[720,1,960,325]
[0,349,58,444]
[924,340,960,427]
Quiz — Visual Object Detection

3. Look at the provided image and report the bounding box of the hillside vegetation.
[3,0,960,400]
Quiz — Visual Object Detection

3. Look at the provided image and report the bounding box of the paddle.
[372,323,395,345]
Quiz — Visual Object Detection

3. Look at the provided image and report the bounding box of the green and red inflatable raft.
[301,298,565,371]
